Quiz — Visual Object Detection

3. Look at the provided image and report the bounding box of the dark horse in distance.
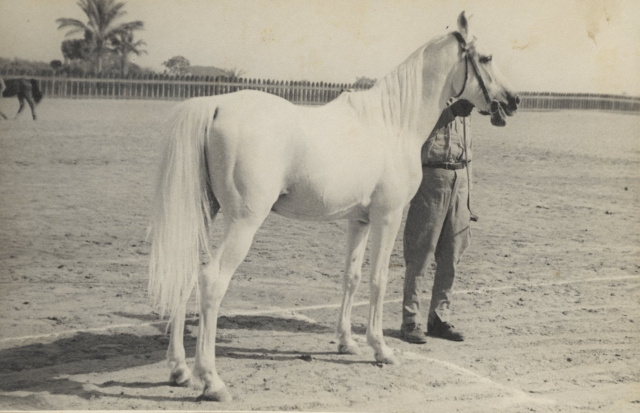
[0,78,43,120]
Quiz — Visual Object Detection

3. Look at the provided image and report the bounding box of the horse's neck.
[345,35,457,147]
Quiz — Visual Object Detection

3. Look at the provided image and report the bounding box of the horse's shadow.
[0,314,385,407]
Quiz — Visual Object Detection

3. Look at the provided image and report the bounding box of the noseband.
[451,32,492,105]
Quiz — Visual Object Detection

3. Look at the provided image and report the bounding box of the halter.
[451,32,492,105]
[451,31,487,223]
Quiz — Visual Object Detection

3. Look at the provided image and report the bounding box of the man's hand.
[449,99,475,117]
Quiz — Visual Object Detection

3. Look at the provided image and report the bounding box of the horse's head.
[445,11,520,126]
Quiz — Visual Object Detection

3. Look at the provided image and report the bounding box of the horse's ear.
[457,11,469,39]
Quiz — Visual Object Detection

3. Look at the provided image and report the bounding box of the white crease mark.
[402,350,556,406]
[0,273,637,344]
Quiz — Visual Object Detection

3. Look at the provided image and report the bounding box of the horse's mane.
[338,34,453,138]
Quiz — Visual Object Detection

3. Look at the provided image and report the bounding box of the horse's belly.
[271,186,369,222]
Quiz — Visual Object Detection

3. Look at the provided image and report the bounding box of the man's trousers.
[402,166,471,327]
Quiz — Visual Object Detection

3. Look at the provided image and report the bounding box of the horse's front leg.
[366,208,404,365]
[337,219,370,355]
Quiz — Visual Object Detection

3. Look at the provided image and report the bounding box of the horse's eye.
[479,55,492,64]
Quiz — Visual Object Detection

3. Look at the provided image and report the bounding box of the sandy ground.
[0,98,639,412]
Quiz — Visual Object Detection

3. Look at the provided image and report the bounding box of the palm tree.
[112,30,147,76]
[56,0,144,74]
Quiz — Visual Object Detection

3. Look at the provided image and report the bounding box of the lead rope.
[463,118,478,222]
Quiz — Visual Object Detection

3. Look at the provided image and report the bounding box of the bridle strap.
[451,32,492,105]
[451,32,468,99]
[452,51,469,99]
[452,32,480,222]
[468,52,492,104]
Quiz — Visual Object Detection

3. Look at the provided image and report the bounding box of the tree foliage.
[61,38,92,61]
[225,67,246,79]
[162,56,191,76]
[354,76,376,88]
[49,60,63,71]
[111,30,147,76]
[56,0,144,74]
[0,57,52,74]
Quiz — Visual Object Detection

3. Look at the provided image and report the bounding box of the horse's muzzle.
[503,93,520,116]
[481,93,520,127]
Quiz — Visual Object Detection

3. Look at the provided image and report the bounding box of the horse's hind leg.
[167,287,195,387]
[25,95,36,120]
[194,214,266,402]
[168,206,220,388]
[337,219,370,355]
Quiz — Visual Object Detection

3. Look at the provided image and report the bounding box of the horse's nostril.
[506,94,520,112]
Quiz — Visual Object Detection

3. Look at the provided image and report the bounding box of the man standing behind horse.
[401,98,475,344]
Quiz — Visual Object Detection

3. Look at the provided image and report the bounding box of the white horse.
[149,11,519,402]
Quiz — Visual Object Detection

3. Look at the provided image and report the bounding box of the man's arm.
[428,99,474,136]
[431,107,456,134]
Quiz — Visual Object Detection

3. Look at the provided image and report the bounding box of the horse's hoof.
[338,342,362,355]
[169,367,192,387]
[196,385,232,402]
[374,349,399,365]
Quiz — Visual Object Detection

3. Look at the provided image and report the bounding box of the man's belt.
[422,161,468,170]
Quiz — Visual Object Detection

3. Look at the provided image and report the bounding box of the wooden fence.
[517,91,640,112]
[37,76,356,104]
[1,72,358,105]
[1,71,639,112]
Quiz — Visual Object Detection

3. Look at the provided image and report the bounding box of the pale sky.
[0,0,638,95]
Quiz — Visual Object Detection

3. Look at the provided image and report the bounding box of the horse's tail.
[30,79,43,103]
[148,97,219,321]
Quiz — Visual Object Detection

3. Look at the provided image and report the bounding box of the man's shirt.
[421,117,471,164]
